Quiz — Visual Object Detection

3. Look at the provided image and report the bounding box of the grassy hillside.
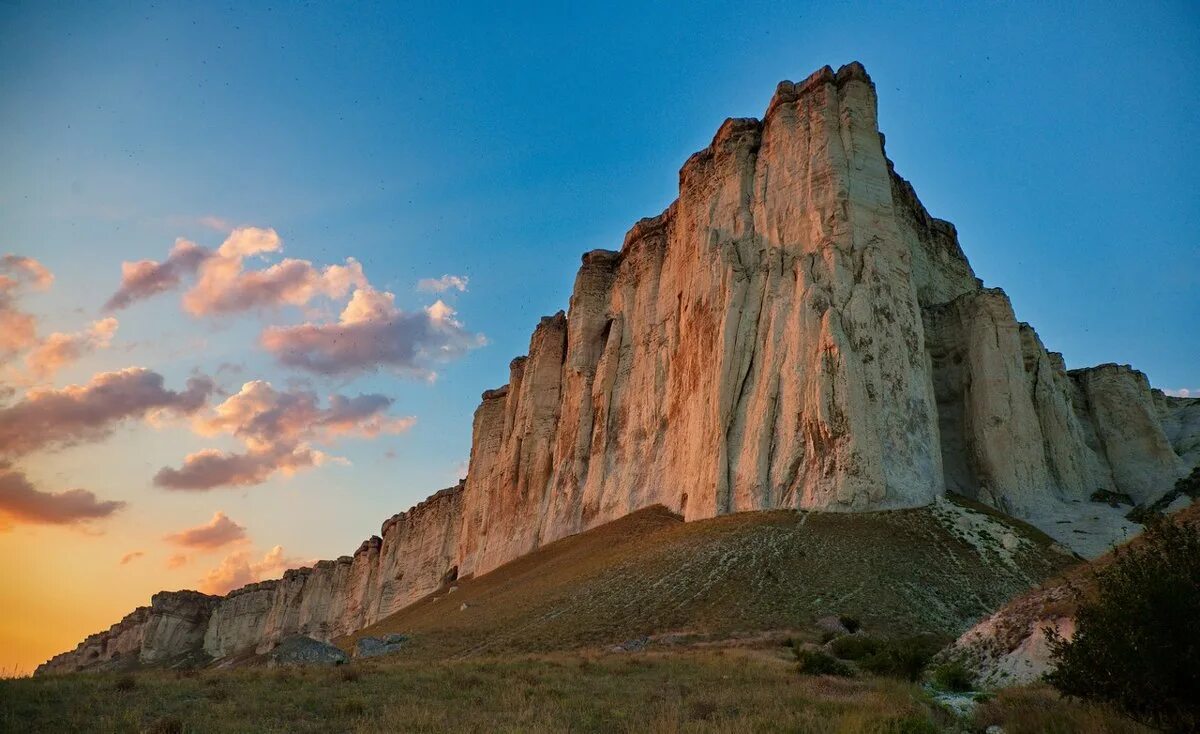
[3,499,1120,733]
[342,496,1074,660]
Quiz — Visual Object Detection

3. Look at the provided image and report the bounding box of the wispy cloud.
[0,464,125,531]
[119,550,145,565]
[25,317,119,379]
[417,274,468,293]
[0,368,214,458]
[105,239,210,311]
[0,255,53,362]
[154,380,414,490]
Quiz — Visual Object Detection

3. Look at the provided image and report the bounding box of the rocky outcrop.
[946,502,1200,688]
[204,482,463,657]
[1068,364,1186,504]
[36,591,219,675]
[459,63,953,576]
[40,62,1200,674]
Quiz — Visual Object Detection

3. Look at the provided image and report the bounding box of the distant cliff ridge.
[38,62,1199,675]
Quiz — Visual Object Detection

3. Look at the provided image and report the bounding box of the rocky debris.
[266,636,347,666]
[944,503,1199,687]
[354,633,409,659]
[40,62,1200,676]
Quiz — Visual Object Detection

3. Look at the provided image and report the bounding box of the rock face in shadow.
[38,62,1199,675]
[36,591,219,675]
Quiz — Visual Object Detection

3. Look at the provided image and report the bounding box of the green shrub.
[858,636,943,681]
[794,647,853,677]
[930,661,974,692]
[829,634,881,660]
[1047,517,1200,733]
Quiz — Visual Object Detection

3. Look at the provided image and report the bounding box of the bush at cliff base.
[1046,516,1200,733]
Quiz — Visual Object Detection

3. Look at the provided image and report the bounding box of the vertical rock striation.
[38,62,1199,674]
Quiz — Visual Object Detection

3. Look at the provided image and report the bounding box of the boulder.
[353,634,408,659]
[266,636,347,666]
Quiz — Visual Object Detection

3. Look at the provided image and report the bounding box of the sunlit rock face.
[38,62,1200,673]
[458,63,954,577]
[452,63,1196,577]
[202,483,463,657]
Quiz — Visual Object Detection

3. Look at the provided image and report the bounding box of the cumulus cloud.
[1,255,53,290]
[0,255,53,361]
[198,544,307,595]
[0,464,125,530]
[104,239,211,311]
[164,511,248,550]
[25,317,119,379]
[154,380,414,490]
[1164,388,1200,398]
[417,274,469,293]
[119,550,145,565]
[0,368,214,458]
[104,228,367,316]
[261,287,485,377]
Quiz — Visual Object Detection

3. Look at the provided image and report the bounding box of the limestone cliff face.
[451,62,1193,576]
[460,63,951,576]
[39,62,1199,674]
[922,289,1108,516]
[204,482,463,657]
[36,591,218,675]
[1068,364,1185,504]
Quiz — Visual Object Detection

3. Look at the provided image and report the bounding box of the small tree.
[1046,517,1200,732]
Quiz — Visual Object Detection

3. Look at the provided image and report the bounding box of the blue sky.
[0,1,1197,672]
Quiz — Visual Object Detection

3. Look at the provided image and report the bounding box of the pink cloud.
[1,255,53,290]
[119,550,145,565]
[0,255,53,361]
[198,545,307,595]
[1164,388,1199,398]
[417,274,469,293]
[0,464,125,530]
[261,288,485,377]
[25,317,119,379]
[164,511,248,550]
[165,553,189,570]
[154,445,323,491]
[154,380,413,490]
[104,227,367,316]
[0,368,214,458]
[104,239,211,311]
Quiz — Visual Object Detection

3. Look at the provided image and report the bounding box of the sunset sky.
[1,2,1197,674]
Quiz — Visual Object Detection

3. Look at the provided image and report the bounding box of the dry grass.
[972,685,1153,734]
[0,651,1143,733]
[341,500,1073,662]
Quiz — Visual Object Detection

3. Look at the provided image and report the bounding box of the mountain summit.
[37,62,1199,675]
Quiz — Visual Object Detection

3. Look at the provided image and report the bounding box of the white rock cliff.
[37,62,1198,674]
